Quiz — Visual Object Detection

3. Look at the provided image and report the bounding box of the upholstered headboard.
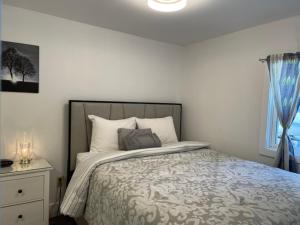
[67,100,182,181]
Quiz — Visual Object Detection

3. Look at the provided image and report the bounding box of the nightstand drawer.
[0,200,44,225]
[0,176,44,207]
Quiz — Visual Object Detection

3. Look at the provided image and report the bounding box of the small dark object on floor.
[50,215,77,225]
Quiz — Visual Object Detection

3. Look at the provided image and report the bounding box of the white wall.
[182,15,300,165]
[1,5,183,207]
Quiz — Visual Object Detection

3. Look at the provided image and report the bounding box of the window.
[265,86,300,154]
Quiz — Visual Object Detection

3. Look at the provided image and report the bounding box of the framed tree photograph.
[1,41,39,93]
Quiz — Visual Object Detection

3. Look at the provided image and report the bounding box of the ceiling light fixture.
[148,0,187,12]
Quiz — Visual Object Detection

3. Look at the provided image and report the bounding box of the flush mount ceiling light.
[148,0,187,12]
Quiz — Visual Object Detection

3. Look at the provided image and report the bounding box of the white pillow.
[88,115,136,152]
[136,116,178,145]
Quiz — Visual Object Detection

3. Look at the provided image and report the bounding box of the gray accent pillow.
[123,133,162,151]
[118,128,162,150]
[118,128,152,150]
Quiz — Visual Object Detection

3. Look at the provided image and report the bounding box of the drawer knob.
[18,189,23,194]
[18,214,23,219]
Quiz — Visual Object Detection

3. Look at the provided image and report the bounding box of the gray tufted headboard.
[67,100,182,181]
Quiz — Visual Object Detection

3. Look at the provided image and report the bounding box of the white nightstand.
[0,159,53,225]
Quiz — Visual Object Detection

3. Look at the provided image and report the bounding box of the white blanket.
[60,141,210,217]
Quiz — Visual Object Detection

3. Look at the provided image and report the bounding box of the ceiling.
[4,0,300,45]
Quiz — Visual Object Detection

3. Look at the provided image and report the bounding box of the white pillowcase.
[88,115,136,152]
[136,116,178,145]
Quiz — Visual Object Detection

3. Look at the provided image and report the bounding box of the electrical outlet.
[57,176,64,187]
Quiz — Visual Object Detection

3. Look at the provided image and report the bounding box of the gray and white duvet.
[61,142,300,225]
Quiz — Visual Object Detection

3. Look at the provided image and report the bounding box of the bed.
[61,100,300,225]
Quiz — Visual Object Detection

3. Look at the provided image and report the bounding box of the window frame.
[260,76,277,158]
[265,86,278,150]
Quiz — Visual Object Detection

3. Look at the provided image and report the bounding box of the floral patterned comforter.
[84,149,300,225]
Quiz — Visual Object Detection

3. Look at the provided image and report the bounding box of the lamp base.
[20,159,31,165]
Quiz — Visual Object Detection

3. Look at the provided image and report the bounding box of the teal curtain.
[267,53,300,172]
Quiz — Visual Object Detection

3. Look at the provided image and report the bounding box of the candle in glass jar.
[19,132,32,164]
